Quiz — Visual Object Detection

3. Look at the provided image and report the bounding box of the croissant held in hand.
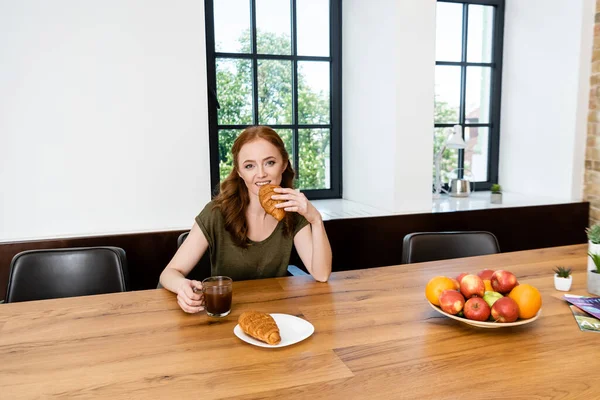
[238,311,281,345]
[258,184,286,221]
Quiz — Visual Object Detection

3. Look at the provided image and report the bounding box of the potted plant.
[553,266,572,291]
[586,224,600,272]
[588,252,600,295]
[491,184,502,204]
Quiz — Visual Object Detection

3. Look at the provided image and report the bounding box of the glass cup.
[202,276,233,317]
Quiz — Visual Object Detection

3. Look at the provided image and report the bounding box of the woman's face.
[237,138,287,197]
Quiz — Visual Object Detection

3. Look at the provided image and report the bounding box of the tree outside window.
[434,0,504,190]
[205,0,341,199]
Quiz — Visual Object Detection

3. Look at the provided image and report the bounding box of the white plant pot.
[588,271,600,296]
[554,274,572,291]
[491,193,502,204]
[588,241,600,272]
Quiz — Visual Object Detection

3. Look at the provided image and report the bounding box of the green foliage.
[216,30,329,189]
[216,60,253,126]
[586,225,600,244]
[553,266,572,278]
[433,100,459,185]
[491,184,502,194]
[298,129,329,189]
[588,252,600,273]
[217,30,458,191]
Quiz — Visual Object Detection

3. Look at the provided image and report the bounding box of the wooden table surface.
[1,244,598,399]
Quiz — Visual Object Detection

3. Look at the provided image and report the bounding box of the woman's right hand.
[177,279,205,313]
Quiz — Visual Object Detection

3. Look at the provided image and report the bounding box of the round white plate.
[428,301,541,328]
[234,313,314,348]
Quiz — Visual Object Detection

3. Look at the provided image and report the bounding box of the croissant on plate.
[258,184,286,221]
[238,311,281,345]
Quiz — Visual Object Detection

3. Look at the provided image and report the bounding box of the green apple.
[483,291,503,308]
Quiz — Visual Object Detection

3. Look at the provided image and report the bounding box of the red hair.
[213,126,296,248]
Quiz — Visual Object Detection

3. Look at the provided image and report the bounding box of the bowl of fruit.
[425,269,542,328]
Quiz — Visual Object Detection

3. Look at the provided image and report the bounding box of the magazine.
[568,305,600,333]
[563,294,600,320]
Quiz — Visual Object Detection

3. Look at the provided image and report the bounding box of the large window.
[435,0,504,190]
[204,0,342,199]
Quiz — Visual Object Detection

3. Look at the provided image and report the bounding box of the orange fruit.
[426,276,460,306]
[508,284,542,319]
[483,279,493,292]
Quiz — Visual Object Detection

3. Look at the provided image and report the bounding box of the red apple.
[477,269,495,281]
[460,274,485,299]
[491,297,519,323]
[491,270,518,294]
[463,297,491,321]
[439,290,465,315]
[456,272,469,284]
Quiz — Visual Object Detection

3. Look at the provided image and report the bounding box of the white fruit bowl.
[428,301,541,329]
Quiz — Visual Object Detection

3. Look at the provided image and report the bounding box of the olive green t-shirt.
[195,201,310,281]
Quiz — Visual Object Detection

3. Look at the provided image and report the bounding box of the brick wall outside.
[585,0,600,225]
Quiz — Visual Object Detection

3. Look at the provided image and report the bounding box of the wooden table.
[1,244,598,399]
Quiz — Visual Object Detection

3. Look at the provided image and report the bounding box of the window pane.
[436,2,463,62]
[298,128,330,190]
[467,5,494,63]
[435,66,461,124]
[256,0,291,55]
[276,128,294,168]
[298,61,330,124]
[433,127,459,186]
[218,129,244,181]
[465,66,491,124]
[297,0,329,56]
[464,126,489,182]
[258,59,292,124]
[216,58,253,125]
[214,0,251,53]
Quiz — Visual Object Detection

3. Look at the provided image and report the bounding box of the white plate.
[234,313,314,348]
[428,301,541,329]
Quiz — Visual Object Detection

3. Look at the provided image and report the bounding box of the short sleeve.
[195,202,219,249]
[293,213,310,236]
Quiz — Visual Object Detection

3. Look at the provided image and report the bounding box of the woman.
[159,126,332,313]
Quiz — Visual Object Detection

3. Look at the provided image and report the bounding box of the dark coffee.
[204,286,232,316]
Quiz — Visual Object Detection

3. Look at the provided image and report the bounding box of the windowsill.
[431,191,575,213]
[312,192,579,221]
[2,193,579,243]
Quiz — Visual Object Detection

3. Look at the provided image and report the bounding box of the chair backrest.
[6,246,129,303]
[177,232,189,248]
[402,231,500,264]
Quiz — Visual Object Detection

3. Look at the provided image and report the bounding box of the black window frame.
[435,0,505,190]
[204,0,343,199]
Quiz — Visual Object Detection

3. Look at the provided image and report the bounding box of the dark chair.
[401,231,500,264]
[177,232,309,278]
[5,246,128,303]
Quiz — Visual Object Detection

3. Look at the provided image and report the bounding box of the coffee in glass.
[202,276,233,317]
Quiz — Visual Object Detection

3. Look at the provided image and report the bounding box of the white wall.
[500,0,594,200]
[2,0,594,242]
[0,1,211,241]
[342,0,436,213]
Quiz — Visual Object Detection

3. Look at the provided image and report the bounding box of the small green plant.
[491,184,502,194]
[553,266,572,278]
[588,252,600,273]
[586,225,600,244]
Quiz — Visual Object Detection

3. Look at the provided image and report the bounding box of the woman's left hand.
[272,188,322,224]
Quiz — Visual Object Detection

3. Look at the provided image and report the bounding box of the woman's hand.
[177,279,205,313]
[273,188,322,225]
